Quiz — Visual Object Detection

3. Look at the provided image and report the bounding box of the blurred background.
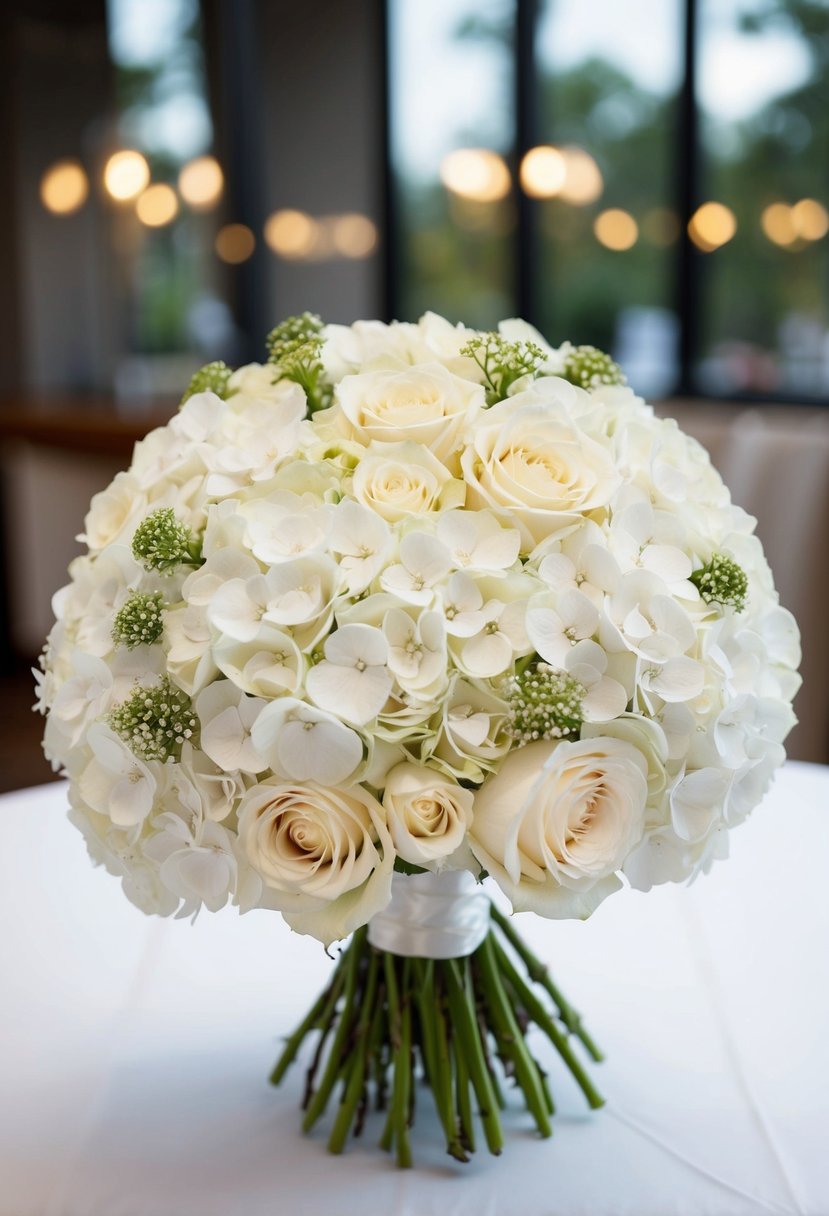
[1,0,828,787]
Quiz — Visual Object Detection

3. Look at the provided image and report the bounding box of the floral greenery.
[560,344,626,390]
[180,360,234,404]
[691,553,748,612]
[112,591,166,649]
[131,508,203,575]
[504,661,585,745]
[109,676,197,762]
[271,905,603,1167]
[266,312,332,413]
[460,332,546,405]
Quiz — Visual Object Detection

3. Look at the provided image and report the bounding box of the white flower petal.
[306,661,393,726]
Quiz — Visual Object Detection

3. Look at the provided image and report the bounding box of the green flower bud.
[691,553,748,612]
[504,662,585,747]
[180,360,234,404]
[460,332,546,405]
[561,345,626,390]
[131,508,202,575]
[112,591,165,649]
[109,676,197,763]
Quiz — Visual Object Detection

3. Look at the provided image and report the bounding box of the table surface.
[2,762,828,1216]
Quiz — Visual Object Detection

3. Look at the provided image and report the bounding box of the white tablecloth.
[2,763,828,1216]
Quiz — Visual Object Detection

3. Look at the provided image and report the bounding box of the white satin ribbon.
[367,870,490,959]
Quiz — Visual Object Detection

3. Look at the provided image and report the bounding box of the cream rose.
[236,778,393,944]
[461,386,621,551]
[382,762,473,867]
[470,737,648,918]
[351,442,465,523]
[336,363,484,463]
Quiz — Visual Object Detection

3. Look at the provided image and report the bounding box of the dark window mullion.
[514,0,540,326]
[676,0,700,395]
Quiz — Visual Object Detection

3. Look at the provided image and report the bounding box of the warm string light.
[39,160,89,215]
[103,150,150,201]
[688,201,737,251]
[440,149,511,202]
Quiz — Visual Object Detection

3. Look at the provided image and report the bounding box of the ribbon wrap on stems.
[367,870,491,959]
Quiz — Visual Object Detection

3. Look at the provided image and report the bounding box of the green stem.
[433,972,468,1162]
[328,949,379,1154]
[302,929,365,1132]
[491,936,605,1111]
[476,936,552,1138]
[379,953,401,1154]
[394,959,413,1168]
[444,957,504,1155]
[412,962,449,1142]
[490,905,603,1062]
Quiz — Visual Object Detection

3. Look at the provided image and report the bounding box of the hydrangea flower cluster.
[36,312,801,945]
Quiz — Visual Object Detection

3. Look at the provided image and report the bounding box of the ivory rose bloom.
[382,761,474,867]
[237,778,393,944]
[461,388,621,550]
[470,737,648,918]
[336,363,484,462]
[351,442,465,523]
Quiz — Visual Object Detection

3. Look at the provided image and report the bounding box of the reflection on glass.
[536,0,683,398]
[389,0,515,327]
[697,0,829,396]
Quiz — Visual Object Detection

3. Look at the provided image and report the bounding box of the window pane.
[696,0,829,397]
[535,0,683,397]
[389,0,516,326]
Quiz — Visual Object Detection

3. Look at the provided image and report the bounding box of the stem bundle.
[270,909,603,1166]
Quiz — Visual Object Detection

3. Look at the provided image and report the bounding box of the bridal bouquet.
[36,311,800,1166]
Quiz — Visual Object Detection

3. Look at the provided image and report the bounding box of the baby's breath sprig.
[131,508,203,575]
[560,344,626,390]
[266,312,332,414]
[460,332,546,405]
[112,591,166,649]
[180,360,234,405]
[109,676,197,763]
[504,661,585,747]
[691,553,748,612]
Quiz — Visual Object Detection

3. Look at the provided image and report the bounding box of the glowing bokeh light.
[178,156,223,209]
[103,150,150,201]
[791,197,829,241]
[594,208,638,251]
[39,160,88,215]
[558,147,603,205]
[215,223,256,263]
[440,149,511,203]
[761,202,798,247]
[135,183,179,227]
[688,201,736,251]
[330,213,378,258]
[520,146,567,199]
[264,209,318,259]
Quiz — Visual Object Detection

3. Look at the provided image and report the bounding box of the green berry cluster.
[691,553,748,612]
[266,313,331,414]
[504,662,586,747]
[131,508,202,575]
[109,677,197,763]
[112,591,165,649]
[561,345,626,390]
[180,360,234,405]
[460,332,547,405]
